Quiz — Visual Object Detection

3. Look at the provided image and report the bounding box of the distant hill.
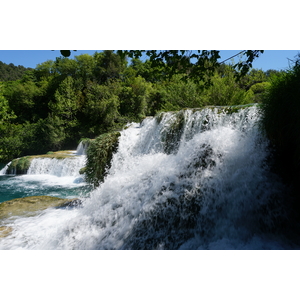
[0,61,33,81]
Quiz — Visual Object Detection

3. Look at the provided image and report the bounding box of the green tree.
[126,58,163,82]
[237,69,267,91]
[0,83,15,126]
[54,57,78,77]
[119,76,153,119]
[0,61,32,81]
[153,74,204,111]
[49,76,79,124]
[34,60,56,80]
[0,124,24,161]
[60,50,264,83]
[83,81,120,135]
[4,80,42,123]
[75,54,95,85]
[39,114,67,150]
[117,50,264,83]
[202,66,254,106]
[248,82,271,102]
[0,86,31,160]
[93,50,127,84]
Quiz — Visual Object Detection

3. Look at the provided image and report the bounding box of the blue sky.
[0,50,299,71]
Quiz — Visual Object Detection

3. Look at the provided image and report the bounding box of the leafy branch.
[58,50,264,84]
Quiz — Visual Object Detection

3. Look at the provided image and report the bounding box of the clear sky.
[0,50,299,71]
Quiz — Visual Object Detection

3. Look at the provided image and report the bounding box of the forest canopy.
[0,50,281,162]
[0,61,32,81]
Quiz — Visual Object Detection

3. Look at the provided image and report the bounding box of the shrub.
[202,68,254,106]
[249,82,271,103]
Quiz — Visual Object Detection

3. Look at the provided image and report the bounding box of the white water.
[0,162,11,175]
[76,141,89,155]
[0,154,89,204]
[0,106,296,249]
[27,156,86,177]
[0,154,86,177]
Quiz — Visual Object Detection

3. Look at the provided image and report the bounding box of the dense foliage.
[84,132,121,187]
[0,50,279,162]
[261,56,300,206]
[61,50,264,81]
[0,61,32,81]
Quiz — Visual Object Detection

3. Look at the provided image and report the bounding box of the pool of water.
[0,174,92,203]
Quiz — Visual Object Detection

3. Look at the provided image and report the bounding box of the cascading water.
[76,141,89,155]
[0,153,89,204]
[0,162,11,175]
[0,105,297,249]
[27,156,86,177]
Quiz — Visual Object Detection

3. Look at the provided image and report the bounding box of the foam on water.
[0,106,296,249]
[0,154,89,204]
[27,155,86,177]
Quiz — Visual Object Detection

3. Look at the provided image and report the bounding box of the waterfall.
[0,152,86,177]
[27,156,86,177]
[0,162,11,175]
[0,105,295,250]
[76,141,89,155]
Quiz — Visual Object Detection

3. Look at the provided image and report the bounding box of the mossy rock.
[79,138,92,146]
[0,226,13,238]
[79,167,86,175]
[31,150,75,160]
[0,195,77,221]
[160,111,186,154]
[7,156,32,174]
[84,131,121,187]
[200,103,256,114]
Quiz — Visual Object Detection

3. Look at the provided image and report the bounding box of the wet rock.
[0,196,77,220]
[0,226,13,238]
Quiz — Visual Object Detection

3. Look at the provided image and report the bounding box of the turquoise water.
[0,155,92,204]
[0,174,92,203]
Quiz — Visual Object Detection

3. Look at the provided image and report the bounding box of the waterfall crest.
[0,105,295,250]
